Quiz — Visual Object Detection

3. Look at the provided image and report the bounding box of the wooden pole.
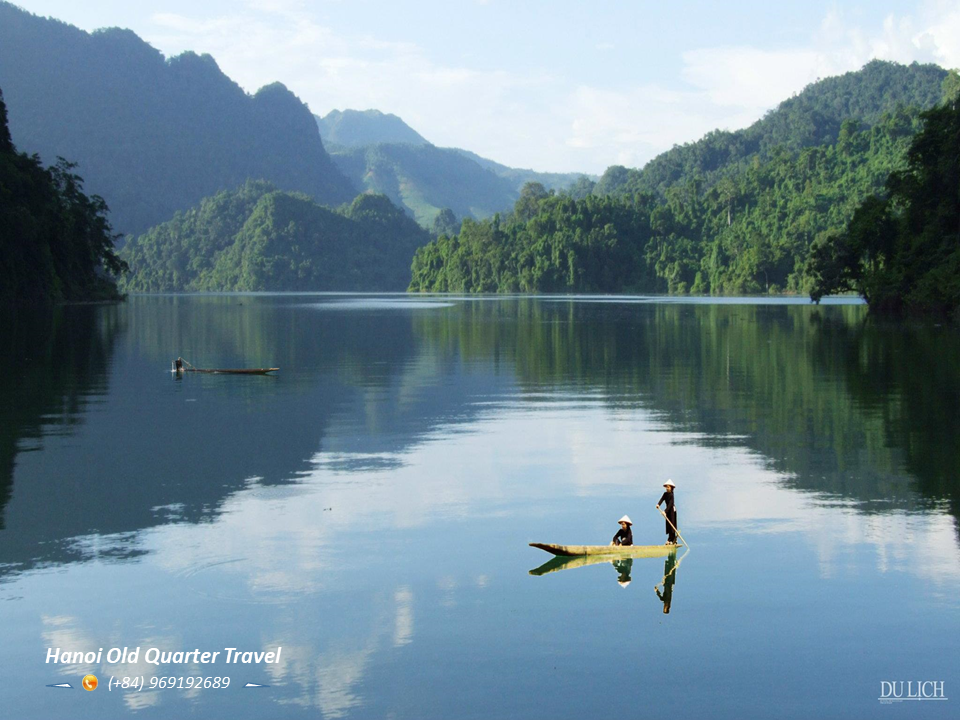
[657,507,689,549]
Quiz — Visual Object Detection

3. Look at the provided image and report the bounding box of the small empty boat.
[172,358,278,375]
[529,542,680,558]
[177,367,279,375]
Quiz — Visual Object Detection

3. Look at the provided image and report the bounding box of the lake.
[1,294,958,719]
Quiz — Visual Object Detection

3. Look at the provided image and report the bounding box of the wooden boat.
[529,542,680,558]
[175,367,279,375]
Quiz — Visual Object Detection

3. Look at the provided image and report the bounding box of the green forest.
[592,60,947,199]
[0,88,125,304]
[410,108,924,295]
[410,63,960,316]
[119,182,431,292]
[808,95,960,315]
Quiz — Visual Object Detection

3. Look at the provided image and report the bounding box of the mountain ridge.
[315,107,592,226]
[0,1,356,236]
[595,59,948,198]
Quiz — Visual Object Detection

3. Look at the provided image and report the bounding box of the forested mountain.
[0,2,355,237]
[0,88,125,304]
[595,60,947,199]
[410,106,928,295]
[409,61,957,302]
[119,182,431,292]
[317,107,589,226]
[316,109,429,147]
[809,93,960,316]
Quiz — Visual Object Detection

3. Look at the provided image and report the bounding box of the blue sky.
[11,0,960,173]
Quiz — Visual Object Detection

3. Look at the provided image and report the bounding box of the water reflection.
[655,553,680,614]
[528,551,678,589]
[612,558,632,587]
[2,295,958,719]
[3,296,958,585]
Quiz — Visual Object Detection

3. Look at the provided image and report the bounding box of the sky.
[10,0,960,174]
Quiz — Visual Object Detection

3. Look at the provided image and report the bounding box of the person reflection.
[611,558,633,587]
[655,553,678,613]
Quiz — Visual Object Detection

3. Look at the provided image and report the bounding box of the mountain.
[316,109,429,147]
[449,148,593,194]
[316,107,591,226]
[328,143,520,226]
[0,2,356,236]
[0,87,125,304]
[119,181,431,292]
[595,60,948,198]
[411,78,944,295]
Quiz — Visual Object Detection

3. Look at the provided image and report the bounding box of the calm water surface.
[1,295,958,719]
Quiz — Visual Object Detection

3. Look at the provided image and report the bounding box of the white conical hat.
[663,479,676,488]
[617,580,631,588]
[618,515,632,525]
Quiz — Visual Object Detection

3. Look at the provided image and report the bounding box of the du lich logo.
[879,681,947,704]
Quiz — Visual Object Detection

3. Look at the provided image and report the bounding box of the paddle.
[656,506,689,549]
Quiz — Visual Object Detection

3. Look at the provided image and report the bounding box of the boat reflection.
[530,547,689,611]
[529,549,678,586]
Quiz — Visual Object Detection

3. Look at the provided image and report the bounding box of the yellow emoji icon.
[82,674,98,691]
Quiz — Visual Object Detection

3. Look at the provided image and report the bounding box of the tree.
[432,208,459,237]
[0,87,126,303]
[514,182,550,223]
[809,96,960,315]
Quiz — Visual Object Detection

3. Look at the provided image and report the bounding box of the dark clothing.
[612,558,633,584]
[658,490,678,543]
[612,525,633,546]
[657,490,675,512]
[656,553,677,613]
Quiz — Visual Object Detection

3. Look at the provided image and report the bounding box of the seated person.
[611,515,633,546]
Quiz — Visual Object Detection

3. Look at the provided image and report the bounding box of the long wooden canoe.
[529,542,680,558]
[177,367,279,375]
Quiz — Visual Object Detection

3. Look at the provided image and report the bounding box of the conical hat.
[663,479,676,488]
[618,515,632,525]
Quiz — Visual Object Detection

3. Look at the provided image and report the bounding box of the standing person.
[611,515,633,546]
[656,480,678,545]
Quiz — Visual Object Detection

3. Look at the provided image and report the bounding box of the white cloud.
[679,2,960,124]
[681,47,828,111]
[563,83,760,169]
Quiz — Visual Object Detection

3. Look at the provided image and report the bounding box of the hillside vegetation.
[119,183,431,292]
[595,60,946,199]
[809,93,960,316]
[409,61,956,303]
[410,107,928,294]
[0,89,125,304]
[329,143,520,226]
[317,106,589,226]
[0,2,355,236]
